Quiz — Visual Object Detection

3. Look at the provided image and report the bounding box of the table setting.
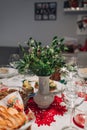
[0,36,87,130]
[0,67,87,130]
[0,74,86,130]
[0,74,80,130]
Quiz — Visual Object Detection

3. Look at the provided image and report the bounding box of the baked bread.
[0,105,27,129]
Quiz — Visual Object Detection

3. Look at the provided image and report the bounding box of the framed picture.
[34,2,57,21]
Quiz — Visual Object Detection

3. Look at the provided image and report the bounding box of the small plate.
[0,67,18,78]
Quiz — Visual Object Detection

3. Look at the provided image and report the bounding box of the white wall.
[0,0,87,46]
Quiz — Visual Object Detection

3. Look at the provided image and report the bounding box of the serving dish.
[0,91,35,130]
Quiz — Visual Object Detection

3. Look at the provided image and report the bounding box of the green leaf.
[17,36,66,75]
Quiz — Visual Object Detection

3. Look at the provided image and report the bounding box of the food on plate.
[7,95,24,112]
[0,89,10,100]
[0,87,18,100]
[34,79,57,91]
[0,67,8,74]
[0,91,35,130]
[0,84,29,104]
[0,105,30,129]
[49,80,57,91]
[22,80,34,93]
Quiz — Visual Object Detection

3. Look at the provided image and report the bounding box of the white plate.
[0,67,18,78]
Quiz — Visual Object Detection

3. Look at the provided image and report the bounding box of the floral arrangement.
[17,36,67,76]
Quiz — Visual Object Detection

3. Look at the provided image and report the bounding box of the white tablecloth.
[0,74,85,130]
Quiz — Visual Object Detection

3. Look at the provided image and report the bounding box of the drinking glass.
[9,53,20,68]
[64,54,78,83]
[62,82,77,110]
[61,80,85,130]
[73,101,87,130]
[64,54,77,67]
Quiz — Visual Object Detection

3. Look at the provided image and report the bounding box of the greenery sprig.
[17,36,67,76]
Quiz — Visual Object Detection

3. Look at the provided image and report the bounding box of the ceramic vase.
[33,76,54,109]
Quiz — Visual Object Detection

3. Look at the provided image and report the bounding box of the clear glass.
[9,53,20,68]
[73,101,87,130]
[64,55,78,82]
[61,53,86,130]
[61,80,85,130]
[62,82,77,110]
[64,54,77,67]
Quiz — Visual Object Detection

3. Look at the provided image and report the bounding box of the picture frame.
[34,2,57,21]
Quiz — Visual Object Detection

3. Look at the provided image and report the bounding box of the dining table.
[0,68,86,130]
